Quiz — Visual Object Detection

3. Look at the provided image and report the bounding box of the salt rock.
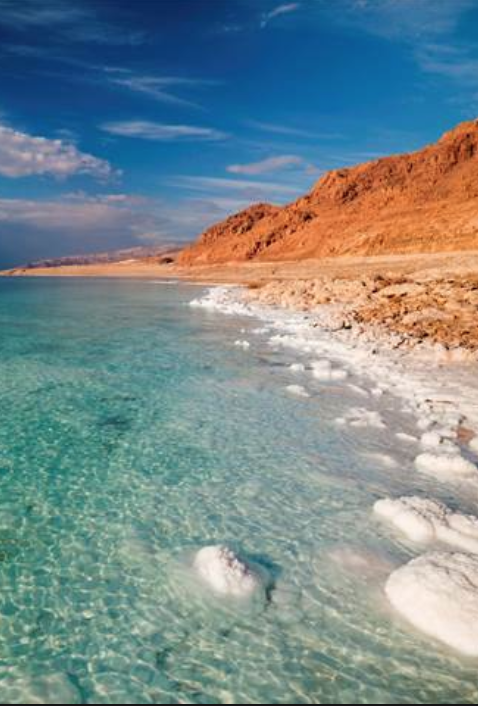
[415,453,478,482]
[194,546,260,597]
[374,497,478,552]
[311,360,348,382]
[386,552,478,656]
[285,384,310,398]
[470,436,478,454]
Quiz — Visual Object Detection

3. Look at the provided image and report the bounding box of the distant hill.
[179,119,478,265]
[24,244,181,269]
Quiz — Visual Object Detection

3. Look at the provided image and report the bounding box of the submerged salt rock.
[375,497,478,552]
[311,360,348,382]
[336,407,386,430]
[194,546,260,597]
[290,363,306,373]
[386,552,478,656]
[415,453,478,483]
[285,384,310,398]
[234,340,250,350]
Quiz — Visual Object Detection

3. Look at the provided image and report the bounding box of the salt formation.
[194,546,260,597]
[396,432,418,444]
[386,552,478,656]
[415,453,478,483]
[285,385,310,398]
[290,363,306,373]
[375,497,478,553]
[234,340,250,350]
[335,407,386,430]
[470,436,478,454]
[311,359,348,381]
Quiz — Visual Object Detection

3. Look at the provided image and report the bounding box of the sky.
[0,0,477,267]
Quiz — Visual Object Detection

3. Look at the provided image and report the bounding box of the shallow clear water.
[0,278,477,704]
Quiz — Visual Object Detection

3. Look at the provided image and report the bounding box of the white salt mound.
[336,407,386,430]
[396,432,418,444]
[311,360,348,382]
[415,453,478,482]
[374,497,478,553]
[386,552,478,656]
[286,384,310,398]
[194,546,260,598]
[470,437,478,455]
[290,363,306,373]
[234,340,250,350]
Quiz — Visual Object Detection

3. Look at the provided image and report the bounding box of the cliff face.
[179,119,478,265]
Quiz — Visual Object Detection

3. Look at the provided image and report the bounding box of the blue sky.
[0,0,477,267]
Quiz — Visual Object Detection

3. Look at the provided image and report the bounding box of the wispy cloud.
[103,69,217,109]
[0,0,145,46]
[101,120,229,142]
[247,120,342,140]
[171,175,301,202]
[0,123,115,179]
[332,0,475,42]
[227,154,305,175]
[260,3,301,29]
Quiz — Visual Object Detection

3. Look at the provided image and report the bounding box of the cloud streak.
[261,3,301,28]
[227,154,305,175]
[0,124,115,179]
[101,120,229,142]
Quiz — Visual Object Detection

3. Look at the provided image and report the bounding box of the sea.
[0,277,477,704]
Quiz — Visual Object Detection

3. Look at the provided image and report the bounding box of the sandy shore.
[3,250,478,354]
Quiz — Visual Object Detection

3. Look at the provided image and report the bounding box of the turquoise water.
[0,278,477,704]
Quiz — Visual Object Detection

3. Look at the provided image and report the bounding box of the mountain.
[179,119,478,265]
[24,244,181,270]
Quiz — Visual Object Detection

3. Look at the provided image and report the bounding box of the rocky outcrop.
[179,119,478,265]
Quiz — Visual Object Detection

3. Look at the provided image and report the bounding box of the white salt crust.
[335,407,387,430]
[386,552,478,656]
[374,497,478,553]
[194,546,260,598]
[290,363,306,373]
[234,340,250,350]
[310,359,348,382]
[415,453,478,483]
[190,287,478,446]
[285,384,310,398]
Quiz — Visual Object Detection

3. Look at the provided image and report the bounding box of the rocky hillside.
[179,119,478,265]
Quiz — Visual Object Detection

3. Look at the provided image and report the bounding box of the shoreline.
[190,285,478,443]
[3,249,478,357]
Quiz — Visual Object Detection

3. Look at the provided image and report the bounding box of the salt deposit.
[234,340,250,350]
[194,546,260,598]
[386,552,478,656]
[396,432,418,444]
[286,384,310,398]
[375,497,478,552]
[415,453,478,483]
[290,363,306,373]
[336,407,387,430]
[311,359,348,382]
[470,437,478,454]
[189,287,478,449]
[365,453,399,469]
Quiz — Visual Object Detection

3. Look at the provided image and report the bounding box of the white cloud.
[101,120,229,142]
[247,120,342,140]
[0,124,115,179]
[104,70,217,109]
[0,0,145,45]
[333,0,475,41]
[227,155,305,175]
[261,3,301,28]
[171,175,301,202]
